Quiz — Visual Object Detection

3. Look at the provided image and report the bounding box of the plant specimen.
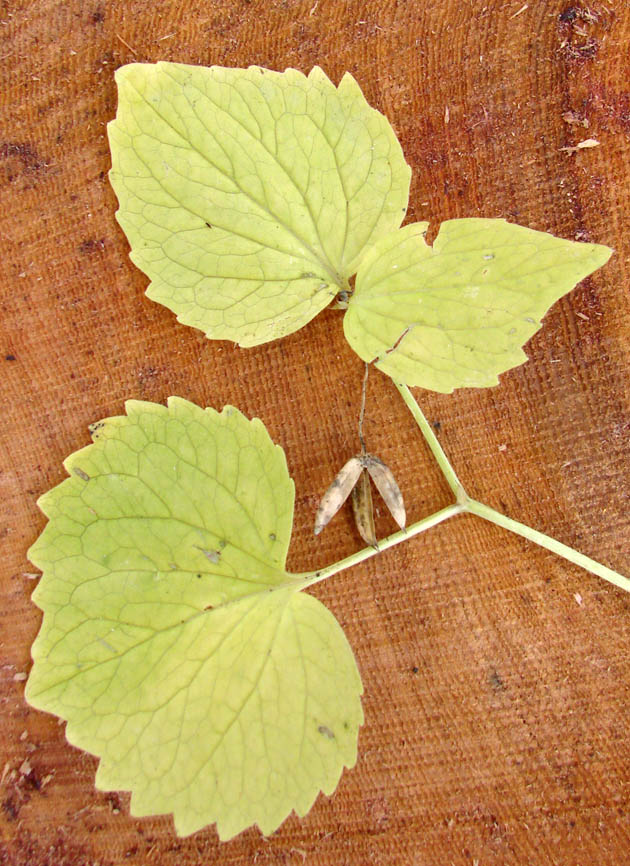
[24,63,625,841]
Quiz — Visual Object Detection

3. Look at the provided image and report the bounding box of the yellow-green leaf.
[344,219,612,392]
[26,398,363,839]
[108,63,410,346]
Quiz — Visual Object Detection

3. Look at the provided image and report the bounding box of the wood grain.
[1,1,629,864]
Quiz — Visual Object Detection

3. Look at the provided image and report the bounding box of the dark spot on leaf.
[343,721,349,730]
[92,9,105,23]
[5,354,16,361]
[89,420,105,439]
[432,420,441,432]
[196,573,202,579]
[73,467,90,482]
[219,539,227,548]
[269,533,276,541]
[318,725,335,740]
[412,666,419,674]
[205,221,212,228]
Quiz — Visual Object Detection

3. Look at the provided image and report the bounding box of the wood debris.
[560,138,600,154]
[562,111,589,128]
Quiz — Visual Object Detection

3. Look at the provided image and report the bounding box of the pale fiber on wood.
[1,1,629,864]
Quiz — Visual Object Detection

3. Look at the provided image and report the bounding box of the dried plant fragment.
[560,138,600,154]
[351,470,377,548]
[314,456,363,535]
[362,455,406,530]
[315,453,405,541]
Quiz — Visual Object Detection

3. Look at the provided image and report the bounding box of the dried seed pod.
[314,456,363,536]
[351,469,378,548]
[362,455,406,530]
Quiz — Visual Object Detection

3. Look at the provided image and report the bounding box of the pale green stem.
[466,499,630,593]
[295,503,464,590]
[395,378,630,593]
[394,382,467,501]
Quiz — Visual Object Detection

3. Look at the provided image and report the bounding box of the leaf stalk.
[394,382,467,503]
[296,503,464,590]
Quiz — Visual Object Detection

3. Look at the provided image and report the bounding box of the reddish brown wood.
[1,1,629,863]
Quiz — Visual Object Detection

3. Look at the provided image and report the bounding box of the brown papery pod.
[351,469,378,548]
[362,455,406,530]
[314,456,363,536]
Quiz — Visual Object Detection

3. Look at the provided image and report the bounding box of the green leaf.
[108,62,410,346]
[343,219,612,392]
[26,398,363,840]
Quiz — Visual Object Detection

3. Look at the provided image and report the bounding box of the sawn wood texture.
[1,1,629,864]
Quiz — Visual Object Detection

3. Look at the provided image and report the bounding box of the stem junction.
[299,377,629,596]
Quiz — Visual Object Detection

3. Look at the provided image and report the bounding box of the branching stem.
[304,373,628,596]
[396,380,629,594]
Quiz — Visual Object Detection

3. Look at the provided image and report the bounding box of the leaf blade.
[108,62,410,346]
[26,398,363,839]
[344,219,612,392]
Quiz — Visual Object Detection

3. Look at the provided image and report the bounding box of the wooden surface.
[1,1,629,863]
